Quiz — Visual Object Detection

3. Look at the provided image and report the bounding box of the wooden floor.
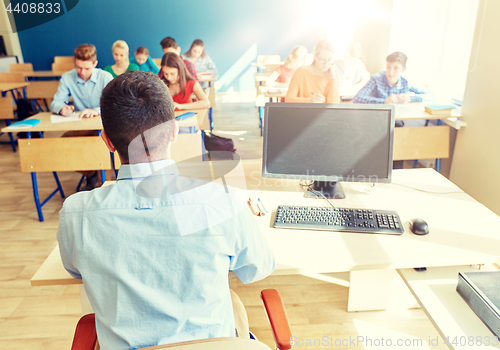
[0,101,447,350]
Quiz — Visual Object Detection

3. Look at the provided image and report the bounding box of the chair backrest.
[153,58,162,67]
[26,80,60,99]
[0,96,15,120]
[18,137,112,173]
[9,63,34,73]
[54,56,74,64]
[0,72,25,83]
[52,62,74,73]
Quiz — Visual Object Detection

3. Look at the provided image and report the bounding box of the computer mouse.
[409,218,429,235]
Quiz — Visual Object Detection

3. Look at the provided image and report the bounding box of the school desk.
[199,74,216,132]
[1,109,209,221]
[31,160,500,336]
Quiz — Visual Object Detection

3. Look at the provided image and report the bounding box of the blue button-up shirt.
[353,72,427,104]
[57,159,275,350]
[51,68,113,114]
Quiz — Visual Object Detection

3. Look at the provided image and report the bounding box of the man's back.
[58,160,275,349]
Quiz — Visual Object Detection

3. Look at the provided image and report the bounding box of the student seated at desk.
[104,40,140,78]
[57,71,275,349]
[130,46,160,74]
[352,51,427,104]
[182,39,218,88]
[266,45,307,87]
[160,52,210,110]
[333,42,370,97]
[160,36,198,81]
[51,44,114,189]
[285,40,340,103]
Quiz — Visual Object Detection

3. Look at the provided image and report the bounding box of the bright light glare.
[299,0,389,57]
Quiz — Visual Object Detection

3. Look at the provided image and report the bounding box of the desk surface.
[31,160,500,286]
[1,109,209,133]
[0,82,30,92]
[21,70,63,78]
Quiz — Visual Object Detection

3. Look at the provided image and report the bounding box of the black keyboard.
[273,205,404,235]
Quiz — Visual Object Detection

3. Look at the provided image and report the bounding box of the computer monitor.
[262,103,395,199]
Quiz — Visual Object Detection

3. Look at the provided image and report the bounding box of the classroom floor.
[0,100,446,350]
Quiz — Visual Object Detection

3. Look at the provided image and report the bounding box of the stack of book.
[424,104,456,116]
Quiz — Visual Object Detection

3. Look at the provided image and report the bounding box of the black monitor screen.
[262,103,395,183]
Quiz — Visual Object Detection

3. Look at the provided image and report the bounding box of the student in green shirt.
[104,40,139,78]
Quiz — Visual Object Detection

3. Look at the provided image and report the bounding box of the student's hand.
[311,93,326,103]
[384,94,400,104]
[60,105,74,117]
[397,94,411,103]
[79,109,99,119]
[173,102,182,110]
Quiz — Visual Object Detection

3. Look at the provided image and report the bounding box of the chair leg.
[413,160,418,168]
[100,170,106,184]
[53,172,65,198]
[76,175,85,192]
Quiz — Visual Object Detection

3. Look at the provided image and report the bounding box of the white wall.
[0,4,23,61]
[450,0,500,215]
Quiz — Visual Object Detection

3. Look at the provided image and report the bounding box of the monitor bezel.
[262,102,396,183]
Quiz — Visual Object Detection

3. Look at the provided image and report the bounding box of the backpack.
[16,96,40,139]
[203,132,236,160]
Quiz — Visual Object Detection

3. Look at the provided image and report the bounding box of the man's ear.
[93,60,98,68]
[176,46,181,54]
[402,66,406,73]
[101,129,116,153]
[171,121,179,144]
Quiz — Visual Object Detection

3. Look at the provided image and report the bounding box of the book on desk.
[424,104,457,116]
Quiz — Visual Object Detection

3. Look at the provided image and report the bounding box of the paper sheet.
[50,113,81,123]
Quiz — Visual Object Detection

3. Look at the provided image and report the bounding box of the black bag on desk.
[15,97,41,139]
[203,132,236,160]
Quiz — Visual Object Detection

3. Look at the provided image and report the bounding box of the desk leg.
[209,107,213,132]
[4,119,16,152]
[201,131,206,161]
[79,285,94,315]
[259,106,263,136]
[30,172,44,222]
[348,270,417,312]
[53,172,65,198]
[435,119,442,173]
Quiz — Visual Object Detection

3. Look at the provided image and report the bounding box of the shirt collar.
[382,72,404,89]
[76,69,98,84]
[117,159,179,181]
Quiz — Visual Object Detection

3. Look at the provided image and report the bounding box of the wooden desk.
[2,109,209,221]
[0,82,30,152]
[198,74,216,131]
[21,70,63,79]
[32,161,500,315]
[398,265,500,349]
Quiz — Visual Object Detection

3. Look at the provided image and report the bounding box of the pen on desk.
[256,202,266,216]
[258,198,268,213]
[247,199,260,216]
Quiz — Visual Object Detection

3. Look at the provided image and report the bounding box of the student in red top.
[160,52,210,110]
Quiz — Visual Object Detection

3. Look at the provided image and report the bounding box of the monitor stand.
[305,181,346,199]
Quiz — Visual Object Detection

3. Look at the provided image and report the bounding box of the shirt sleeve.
[352,76,385,104]
[94,71,113,114]
[50,74,71,114]
[57,208,82,280]
[147,56,160,75]
[205,55,218,76]
[185,60,199,81]
[229,203,275,284]
[408,83,428,102]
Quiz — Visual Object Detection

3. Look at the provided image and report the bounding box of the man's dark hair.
[100,71,175,163]
[160,36,178,50]
[386,51,408,68]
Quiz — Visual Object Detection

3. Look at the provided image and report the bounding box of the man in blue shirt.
[353,51,427,104]
[57,71,275,350]
[50,44,113,189]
